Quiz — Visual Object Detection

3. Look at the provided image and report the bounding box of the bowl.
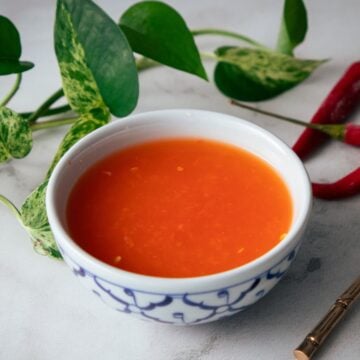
[46,109,312,325]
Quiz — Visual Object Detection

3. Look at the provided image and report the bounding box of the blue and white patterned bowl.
[46,109,312,325]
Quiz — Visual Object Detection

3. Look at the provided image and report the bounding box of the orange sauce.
[66,138,292,278]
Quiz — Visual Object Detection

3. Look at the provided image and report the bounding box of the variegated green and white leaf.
[20,180,61,258]
[55,0,138,116]
[55,1,108,114]
[0,107,32,163]
[214,47,325,101]
[20,109,109,258]
[18,0,123,258]
[19,0,140,258]
[46,108,109,177]
[50,0,112,175]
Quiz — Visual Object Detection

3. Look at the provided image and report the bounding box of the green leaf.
[20,109,110,259]
[46,109,109,177]
[20,0,141,258]
[276,0,308,56]
[119,1,207,80]
[0,107,32,163]
[0,60,34,76]
[214,47,324,102]
[0,15,21,59]
[20,0,118,258]
[19,57,110,257]
[20,180,62,258]
[0,15,34,75]
[55,0,139,116]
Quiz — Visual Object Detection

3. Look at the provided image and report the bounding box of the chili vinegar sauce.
[66,138,292,277]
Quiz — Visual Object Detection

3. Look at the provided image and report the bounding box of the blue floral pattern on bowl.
[61,248,297,325]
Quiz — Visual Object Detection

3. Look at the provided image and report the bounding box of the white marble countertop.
[1,1,359,359]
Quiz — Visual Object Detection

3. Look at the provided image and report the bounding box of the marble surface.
[0,1,359,359]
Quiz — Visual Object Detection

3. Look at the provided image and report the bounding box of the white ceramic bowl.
[46,109,312,325]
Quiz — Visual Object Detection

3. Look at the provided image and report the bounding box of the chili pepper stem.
[0,73,22,107]
[230,100,346,141]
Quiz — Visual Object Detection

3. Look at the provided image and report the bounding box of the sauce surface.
[66,138,292,277]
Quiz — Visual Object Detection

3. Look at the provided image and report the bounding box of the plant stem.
[0,194,22,222]
[136,57,160,72]
[31,116,78,131]
[136,51,218,74]
[0,73,22,107]
[27,88,64,124]
[21,104,72,118]
[192,28,270,50]
[230,100,346,140]
[200,51,218,61]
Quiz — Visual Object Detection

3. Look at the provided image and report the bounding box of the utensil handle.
[294,276,360,360]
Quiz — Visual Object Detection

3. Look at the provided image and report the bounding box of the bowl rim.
[46,108,312,287]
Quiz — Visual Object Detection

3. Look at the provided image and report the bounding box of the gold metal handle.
[294,276,360,360]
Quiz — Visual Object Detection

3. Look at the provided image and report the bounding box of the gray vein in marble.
[174,334,219,360]
[0,163,28,192]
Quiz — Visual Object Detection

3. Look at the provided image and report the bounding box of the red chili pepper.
[312,167,360,200]
[293,62,360,159]
[344,124,360,146]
